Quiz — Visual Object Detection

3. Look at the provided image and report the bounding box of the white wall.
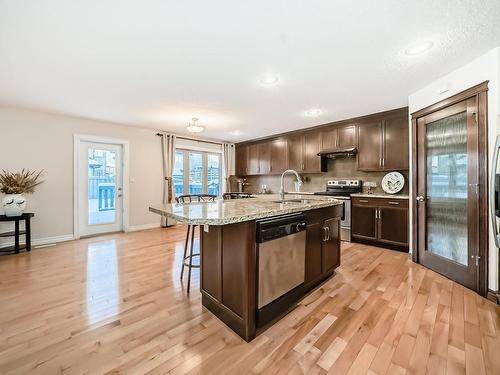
[408,47,500,291]
[0,105,165,245]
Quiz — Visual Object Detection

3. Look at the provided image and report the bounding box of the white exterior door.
[78,141,123,236]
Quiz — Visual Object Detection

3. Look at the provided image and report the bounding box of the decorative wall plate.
[381,172,405,194]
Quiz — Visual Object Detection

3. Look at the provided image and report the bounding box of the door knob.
[416,195,425,202]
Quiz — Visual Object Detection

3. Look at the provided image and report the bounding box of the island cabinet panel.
[200,220,257,341]
[351,197,408,251]
[322,217,341,272]
[270,138,288,174]
[304,205,342,290]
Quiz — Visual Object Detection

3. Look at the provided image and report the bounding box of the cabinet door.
[247,143,260,175]
[303,132,321,172]
[258,141,271,174]
[351,205,378,240]
[322,217,340,272]
[305,221,323,285]
[383,115,409,170]
[287,134,304,171]
[270,138,288,174]
[378,207,408,246]
[357,121,382,171]
[321,128,337,151]
[337,125,357,149]
[235,145,248,175]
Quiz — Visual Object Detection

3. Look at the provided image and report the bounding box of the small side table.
[0,213,34,254]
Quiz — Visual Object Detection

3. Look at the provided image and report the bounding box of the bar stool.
[175,194,217,293]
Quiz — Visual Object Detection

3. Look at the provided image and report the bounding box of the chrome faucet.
[279,169,303,200]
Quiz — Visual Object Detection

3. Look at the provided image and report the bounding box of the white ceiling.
[1,0,499,142]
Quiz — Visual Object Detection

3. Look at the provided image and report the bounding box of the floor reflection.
[86,240,119,324]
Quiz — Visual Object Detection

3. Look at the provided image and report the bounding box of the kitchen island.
[150,195,344,341]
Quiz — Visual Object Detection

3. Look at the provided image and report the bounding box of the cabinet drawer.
[352,197,408,208]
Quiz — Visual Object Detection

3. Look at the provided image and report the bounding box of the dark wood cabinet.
[247,143,260,175]
[235,145,248,175]
[352,197,408,251]
[357,109,409,171]
[258,141,271,174]
[305,206,342,289]
[357,120,383,171]
[383,115,409,170]
[321,125,357,151]
[287,134,304,171]
[303,132,322,172]
[351,203,377,240]
[270,138,288,174]
[234,108,408,176]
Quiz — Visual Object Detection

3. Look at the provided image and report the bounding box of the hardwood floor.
[0,225,499,374]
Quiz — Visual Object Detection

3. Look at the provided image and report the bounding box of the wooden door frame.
[411,81,489,297]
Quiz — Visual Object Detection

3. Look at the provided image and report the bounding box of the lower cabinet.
[352,197,408,251]
[304,206,342,290]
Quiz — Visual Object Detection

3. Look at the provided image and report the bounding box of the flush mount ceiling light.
[405,41,434,56]
[259,74,280,87]
[229,130,244,136]
[186,117,205,133]
[304,108,324,118]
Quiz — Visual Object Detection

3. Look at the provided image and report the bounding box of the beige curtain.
[161,133,177,227]
[222,143,235,193]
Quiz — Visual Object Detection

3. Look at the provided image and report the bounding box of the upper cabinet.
[288,132,322,173]
[235,107,408,176]
[321,124,357,151]
[357,109,409,171]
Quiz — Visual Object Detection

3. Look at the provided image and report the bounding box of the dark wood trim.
[410,81,489,119]
[487,290,499,304]
[352,236,408,253]
[237,107,408,146]
[411,82,489,297]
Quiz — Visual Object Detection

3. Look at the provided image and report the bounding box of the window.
[174,149,221,197]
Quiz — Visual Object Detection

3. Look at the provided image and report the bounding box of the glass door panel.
[189,152,203,194]
[173,150,184,197]
[87,148,117,225]
[425,111,468,265]
[207,154,221,196]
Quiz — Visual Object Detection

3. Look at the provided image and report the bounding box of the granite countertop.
[149,194,343,225]
[351,193,409,199]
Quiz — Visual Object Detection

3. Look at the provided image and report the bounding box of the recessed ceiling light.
[259,74,280,87]
[229,130,244,136]
[405,41,434,56]
[304,108,324,118]
[186,117,205,133]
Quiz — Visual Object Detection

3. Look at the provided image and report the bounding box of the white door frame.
[73,134,130,239]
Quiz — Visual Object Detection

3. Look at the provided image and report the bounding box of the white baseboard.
[127,223,162,232]
[0,234,75,249]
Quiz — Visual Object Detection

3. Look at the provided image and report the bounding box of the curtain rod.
[155,132,229,146]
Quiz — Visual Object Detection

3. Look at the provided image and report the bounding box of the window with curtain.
[174,149,221,197]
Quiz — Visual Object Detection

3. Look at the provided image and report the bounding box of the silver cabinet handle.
[325,226,330,241]
[359,199,369,203]
[416,196,425,202]
[322,227,327,242]
[388,201,400,205]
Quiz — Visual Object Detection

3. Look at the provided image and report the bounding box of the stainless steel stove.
[314,179,362,242]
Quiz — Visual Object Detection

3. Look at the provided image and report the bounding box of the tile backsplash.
[233,157,409,195]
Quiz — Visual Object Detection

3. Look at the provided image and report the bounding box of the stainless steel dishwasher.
[256,213,306,326]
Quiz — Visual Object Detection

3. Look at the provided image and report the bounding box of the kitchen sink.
[272,199,314,204]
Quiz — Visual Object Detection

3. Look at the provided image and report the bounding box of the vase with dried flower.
[0,169,44,217]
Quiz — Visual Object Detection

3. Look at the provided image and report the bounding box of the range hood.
[317,147,357,159]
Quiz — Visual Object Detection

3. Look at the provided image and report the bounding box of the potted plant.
[0,169,44,217]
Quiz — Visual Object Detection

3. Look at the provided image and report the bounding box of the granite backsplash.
[232,157,409,195]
